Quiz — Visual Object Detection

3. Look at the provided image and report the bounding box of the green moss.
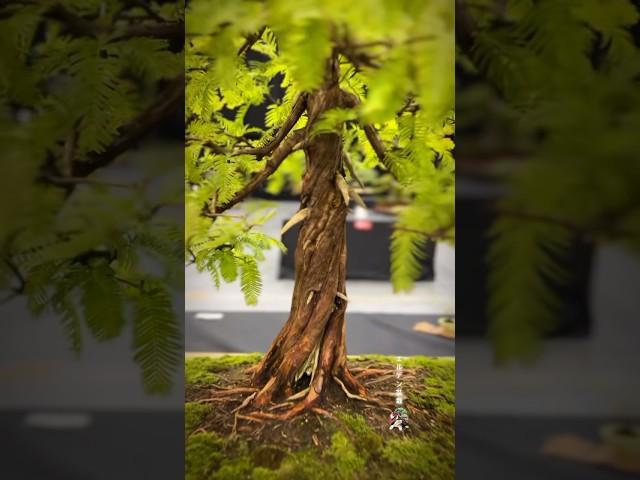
[185,432,224,480]
[213,457,254,480]
[328,431,367,479]
[408,358,455,417]
[337,413,383,459]
[185,353,263,385]
[349,354,453,371]
[251,467,278,480]
[185,357,219,385]
[185,402,211,436]
[274,450,330,480]
[381,433,454,480]
[252,445,287,469]
[185,355,454,480]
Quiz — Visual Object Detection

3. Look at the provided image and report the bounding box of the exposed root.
[364,374,396,386]
[236,413,266,423]
[375,391,403,398]
[355,368,395,378]
[254,376,277,407]
[311,407,334,419]
[333,375,367,402]
[268,402,293,411]
[210,387,257,396]
[247,411,282,421]
[231,392,257,413]
[287,387,310,402]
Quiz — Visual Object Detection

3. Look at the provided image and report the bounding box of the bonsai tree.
[186,0,454,417]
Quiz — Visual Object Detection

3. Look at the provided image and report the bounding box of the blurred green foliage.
[0,1,184,393]
[457,0,640,360]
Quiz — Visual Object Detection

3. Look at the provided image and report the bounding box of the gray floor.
[186,311,454,356]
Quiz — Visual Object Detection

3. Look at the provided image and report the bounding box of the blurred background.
[186,197,455,358]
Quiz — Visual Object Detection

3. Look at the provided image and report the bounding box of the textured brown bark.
[250,54,366,414]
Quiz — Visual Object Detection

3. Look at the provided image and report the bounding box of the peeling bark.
[250,54,366,413]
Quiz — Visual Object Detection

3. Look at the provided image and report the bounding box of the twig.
[4,258,25,293]
[342,152,364,189]
[237,26,266,56]
[62,128,77,176]
[114,276,142,289]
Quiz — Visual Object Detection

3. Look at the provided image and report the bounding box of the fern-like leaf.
[133,284,182,394]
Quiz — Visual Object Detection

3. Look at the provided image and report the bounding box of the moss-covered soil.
[186,354,454,480]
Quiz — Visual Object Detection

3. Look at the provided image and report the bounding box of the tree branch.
[363,124,400,179]
[455,0,477,54]
[213,129,306,214]
[237,26,266,56]
[3,258,25,294]
[72,75,184,178]
[44,3,183,41]
[235,94,307,158]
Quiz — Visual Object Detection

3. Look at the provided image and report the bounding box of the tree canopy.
[185,0,455,301]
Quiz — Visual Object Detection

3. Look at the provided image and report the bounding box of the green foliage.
[186,0,455,301]
[187,205,285,305]
[0,1,184,392]
[133,283,182,394]
[460,0,640,359]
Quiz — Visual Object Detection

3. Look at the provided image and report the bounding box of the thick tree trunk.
[250,56,366,415]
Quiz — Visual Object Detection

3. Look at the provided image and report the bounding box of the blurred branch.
[45,176,139,189]
[3,258,25,294]
[24,2,184,41]
[72,74,184,178]
[456,0,477,54]
[497,209,634,238]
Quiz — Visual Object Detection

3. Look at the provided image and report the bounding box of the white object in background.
[24,412,92,429]
[195,312,225,321]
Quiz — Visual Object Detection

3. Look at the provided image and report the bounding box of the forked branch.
[340,90,400,180]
